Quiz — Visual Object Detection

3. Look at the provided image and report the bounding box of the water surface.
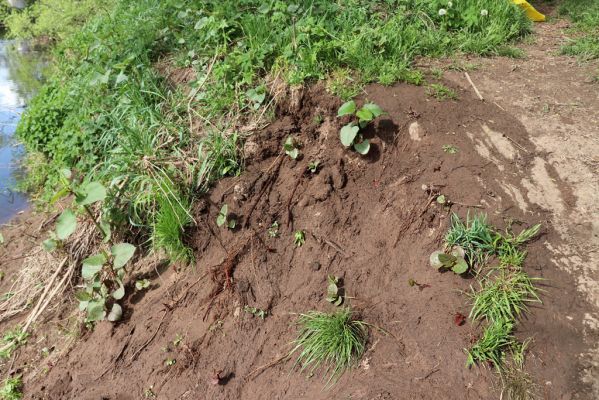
[0,40,45,224]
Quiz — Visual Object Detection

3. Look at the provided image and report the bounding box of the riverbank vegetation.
[7,0,532,259]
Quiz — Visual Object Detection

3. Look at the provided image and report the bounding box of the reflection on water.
[0,40,46,224]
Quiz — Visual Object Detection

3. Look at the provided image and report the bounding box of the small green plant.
[216,204,236,229]
[312,114,324,125]
[426,83,458,100]
[443,144,459,154]
[0,376,22,400]
[294,230,306,247]
[325,275,343,306]
[165,358,176,366]
[143,387,156,398]
[267,221,279,238]
[444,213,495,270]
[0,327,28,359]
[173,334,183,347]
[466,318,514,370]
[135,279,151,291]
[0,232,4,245]
[307,160,321,174]
[283,136,300,160]
[244,305,268,319]
[291,309,367,385]
[337,100,384,155]
[430,246,469,274]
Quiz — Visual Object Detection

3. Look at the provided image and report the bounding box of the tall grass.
[559,0,599,60]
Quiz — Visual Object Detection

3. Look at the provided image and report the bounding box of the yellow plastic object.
[512,0,546,22]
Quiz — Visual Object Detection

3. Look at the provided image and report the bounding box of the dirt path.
[442,15,599,398]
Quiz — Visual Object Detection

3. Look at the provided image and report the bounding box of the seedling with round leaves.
[216,204,236,229]
[283,136,300,160]
[77,242,136,322]
[307,160,321,174]
[430,245,469,274]
[325,275,343,306]
[337,100,384,155]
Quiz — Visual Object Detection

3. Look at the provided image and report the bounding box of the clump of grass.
[152,194,193,262]
[0,376,22,400]
[426,83,458,100]
[468,269,541,323]
[559,0,599,60]
[467,318,515,370]
[291,309,368,385]
[445,213,495,269]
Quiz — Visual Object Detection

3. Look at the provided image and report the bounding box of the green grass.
[10,0,533,261]
[291,309,368,385]
[559,0,599,60]
[444,213,541,374]
[0,376,22,400]
[468,269,541,323]
[0,327,28,360]
[426,83,458,100]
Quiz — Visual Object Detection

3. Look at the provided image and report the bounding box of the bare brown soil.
[2,6,598,400]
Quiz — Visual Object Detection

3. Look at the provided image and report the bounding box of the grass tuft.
[291,309,368,385]
[0,376,22,400]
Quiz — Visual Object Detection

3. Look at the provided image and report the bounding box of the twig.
[465,72,484,101]
[246,353,290,380]
[451,201,485,209]
[502,134,529,153]
[130,310,168,362]
[415,362,440,380]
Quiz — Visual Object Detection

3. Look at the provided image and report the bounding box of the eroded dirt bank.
[2,80,589,400]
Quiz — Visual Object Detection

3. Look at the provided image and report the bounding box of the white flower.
[448,1,453,7]
[439,8,447,16]
[480,9,488,16]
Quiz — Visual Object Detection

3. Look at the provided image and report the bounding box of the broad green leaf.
[436,195,446,204]
[74,291,92,302]
[99,219,112,243]
[340,124,359,147]
[86,301,106,322]
[82,253,107,279]
[43,238,57,252]
[217,204,228,227]
[228,219,237,229]
[76,182,107,206]
[135,279,150,291]
[107,303,123,322]
[50,187,69,205]
[325,296,337,303]
[337,100,356,117]
[430,250,444,269]
[362,103,384,118]
[0,232,3,245]
[60,168,72,179]
[438,253,457,268]
[356,108,374,123]
[327,283,338,296]
[56,209,77,241]
[334,296,343,306]
[112,284,125,300]
[353,139,370,155]
[111,243,136,269]
[286,148,299,159]
[452,258,469,274]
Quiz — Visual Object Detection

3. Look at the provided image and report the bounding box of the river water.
[0,40,45,224]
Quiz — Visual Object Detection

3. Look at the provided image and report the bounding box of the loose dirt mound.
[18,82,591,399]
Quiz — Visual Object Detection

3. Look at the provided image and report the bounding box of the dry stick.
[415,362,440,380]
[246,353,291,380]
[502,134,530,154]
[465,72,484,101]
[130,309,168,362]
[310,232,349,258]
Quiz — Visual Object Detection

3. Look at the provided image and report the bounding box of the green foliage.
[293,230,305,247]
[430,247,469,274]
[443,144,459,154]
[338,100,384,155]
[0,376,22,400]
[152,195,193,262]
[466,318,515,370]
[5,0,114,41]
[325,275,343,306]
[559,0,599,60]
[426,83,458,100]
[243,305,267,319]
[135,279,150,291]
[0,327,28,360]
[267,221,279,238]
[445,213,495,269]
[307,160,321,174]
[291,309,367,385]
[216,204,236,230]
[283,136,300,160]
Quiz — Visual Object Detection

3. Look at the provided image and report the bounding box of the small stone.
[311,261,321,271]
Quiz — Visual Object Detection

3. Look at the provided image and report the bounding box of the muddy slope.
[13,81,592,400]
